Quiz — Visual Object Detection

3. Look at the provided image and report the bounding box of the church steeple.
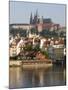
[30,12,33,24]
[35,9,38,23]
[36,9,38,17]
[30,10,39,25]
[33,9,38,24]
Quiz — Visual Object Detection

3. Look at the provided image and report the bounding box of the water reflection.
[9,65,66,89]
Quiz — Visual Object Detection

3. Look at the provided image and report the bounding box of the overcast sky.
[9,1,66,26]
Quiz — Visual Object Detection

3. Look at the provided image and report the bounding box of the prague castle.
[29,10,60,32]
[10,10,60,33]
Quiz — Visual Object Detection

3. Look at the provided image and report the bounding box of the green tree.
[23,44,33,51]
[40,50,49,58]
[30,28,38,35]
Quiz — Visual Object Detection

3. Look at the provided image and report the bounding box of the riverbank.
[9,59,52,69]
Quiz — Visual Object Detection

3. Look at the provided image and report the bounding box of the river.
[9,65,66,89]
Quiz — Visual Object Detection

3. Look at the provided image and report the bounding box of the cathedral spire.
[30,12,33,24]
[36,9,38,17]
[33,9,38,24]
[36,9,38,23]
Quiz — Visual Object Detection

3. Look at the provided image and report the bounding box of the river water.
[9,65,66,89]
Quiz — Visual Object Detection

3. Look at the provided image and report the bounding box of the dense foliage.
[10,28,27,37]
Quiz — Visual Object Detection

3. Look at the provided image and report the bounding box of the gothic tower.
[35,9,38,24]
[30,12,33,24]
[33,9,38,24]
